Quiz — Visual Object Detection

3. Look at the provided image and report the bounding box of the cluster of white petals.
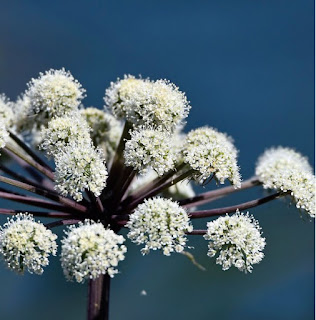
[183,127,241,186]
[13,94,32,132]
[105,75,190,130]
[0,94,14,128]
[40,113,91,155]
[61,220,127,283]
[256,147,315,217]
[0,121,9,149]
[204,211,266,273]
[26,69,85,125]
[124,127,176,176]
[0,214,57,274]
[54,142,108,201]
[127,197,193,256]
[80,107,122,162]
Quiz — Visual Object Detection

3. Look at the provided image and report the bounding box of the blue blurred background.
[0,0,314,319]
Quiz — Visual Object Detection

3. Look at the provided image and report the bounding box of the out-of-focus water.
[0,1,314,319]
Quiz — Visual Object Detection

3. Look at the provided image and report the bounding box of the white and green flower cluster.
[26,68,86,125]
[105,75,190,131]
[124,127,177,176]
[61,220,127,283]
[127,197,193,256]
[80,107,122,162]
[23,70,109,202]
[0,214,57,275]
[183,127,241,186]
[0,215,127,283]
[0,121,9,150]
[0,94,14,128]
[256,147,315,217]
[204,211,266,273]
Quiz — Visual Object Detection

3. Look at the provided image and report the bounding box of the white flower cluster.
[40,112,108,201]
[105,75,190,131]
[80,107,122,162]
[0,121,9,150]
[183,127,241,186]
[124,127,176,176]
[12,94,32,132]
[204,211,266,273]
[0,94,14,128]
[26,69,85,125]
[54,142,108,201]
[256,147,315,217]
[40,113,91,155]
[0,214,57,275]
[61,220,127,283]
[127,197,193,256]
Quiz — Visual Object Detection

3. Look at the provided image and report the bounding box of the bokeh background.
[0,0,314,319]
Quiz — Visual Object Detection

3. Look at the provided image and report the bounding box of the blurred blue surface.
[0,0,314,319]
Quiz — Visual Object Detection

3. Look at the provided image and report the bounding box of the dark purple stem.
[88,275,110,320]
[189,192,284,219]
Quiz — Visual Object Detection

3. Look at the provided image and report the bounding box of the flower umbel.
[105,75,190,130]
[204,211,266,273]
[0,214,57,274]
[183,127,241,186]
[256,147,315,217]
[61,220,127,283]
[26,68,86,126]
[127,197,193,255]
[124,127,177,176]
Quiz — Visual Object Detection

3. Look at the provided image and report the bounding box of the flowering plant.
[0,69,314,320]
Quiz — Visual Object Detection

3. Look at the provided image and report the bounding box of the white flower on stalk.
[204,211,266,273]
[0,94,14,128]
[183,127,241,187]
[60,220,127,283]
[105,75,190,131]
[127,197,193,256]
[80,107,122,162]
[124,127,177,176]
[256,147,315,217]
[26,68,85,124]
[0,213,57,275]
[0,121,9,149]
[40,113,91,155]
[54,142,108,201]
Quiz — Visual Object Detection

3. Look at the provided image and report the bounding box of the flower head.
[124,127,177,176]
[0,213,57,274]
[80,107,122,162]
[0,121,9,149]
[105,75,190,130]
[54,142,108,201]
[127,197,193,256]
[61,220,127,283]
[13,94,32,132]
[40,113,91,154]
[204,211,266,273]
[256,147,315,217]
[183,127,241,186]
[0,94,14,128]
[26,69,85,125]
